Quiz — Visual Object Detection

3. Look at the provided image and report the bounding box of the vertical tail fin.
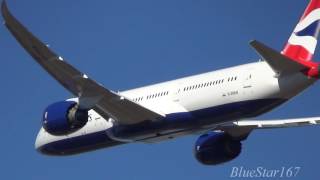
[282,0,320,62]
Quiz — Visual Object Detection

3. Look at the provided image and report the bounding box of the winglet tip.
[1,0,7,11]
[249,40,258,46]
[1,0,8,19]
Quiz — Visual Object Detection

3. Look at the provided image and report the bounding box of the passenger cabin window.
[145,91,169,100]
[182,76,240,93]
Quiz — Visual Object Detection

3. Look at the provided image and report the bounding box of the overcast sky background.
[1,0,320,179]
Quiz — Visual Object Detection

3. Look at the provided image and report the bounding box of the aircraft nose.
[34,128,65,156]
[35,128,46,152]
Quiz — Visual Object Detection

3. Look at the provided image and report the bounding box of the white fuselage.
[35,61,315,155]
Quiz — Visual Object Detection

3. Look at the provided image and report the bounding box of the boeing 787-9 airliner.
[2,0,320,165]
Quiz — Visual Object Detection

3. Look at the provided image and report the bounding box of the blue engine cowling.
[42,101,89,135]
[194,132,241,165]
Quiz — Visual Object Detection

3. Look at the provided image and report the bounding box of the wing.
[216,117,320,138]
[1,1,164,125]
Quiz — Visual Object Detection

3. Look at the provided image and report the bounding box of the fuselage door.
[242,69,253,96]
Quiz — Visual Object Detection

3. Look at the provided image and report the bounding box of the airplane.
[2,0,320,165]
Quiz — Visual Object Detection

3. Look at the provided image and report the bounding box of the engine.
[194,132,242,165]
[42,100,89,135]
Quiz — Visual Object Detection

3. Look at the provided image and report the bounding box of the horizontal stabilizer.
[250,40,308,75]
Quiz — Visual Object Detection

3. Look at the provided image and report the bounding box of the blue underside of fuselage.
[38,98,286,156]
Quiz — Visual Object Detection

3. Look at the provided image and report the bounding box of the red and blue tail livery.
[283,0,320,62]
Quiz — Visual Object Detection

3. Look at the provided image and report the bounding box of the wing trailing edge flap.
[216,117,320,139]
[250,40,308,76]
[1,1,164,125]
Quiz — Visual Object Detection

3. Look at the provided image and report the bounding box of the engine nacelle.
[42,101,89,135]
[194,132,241,165]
